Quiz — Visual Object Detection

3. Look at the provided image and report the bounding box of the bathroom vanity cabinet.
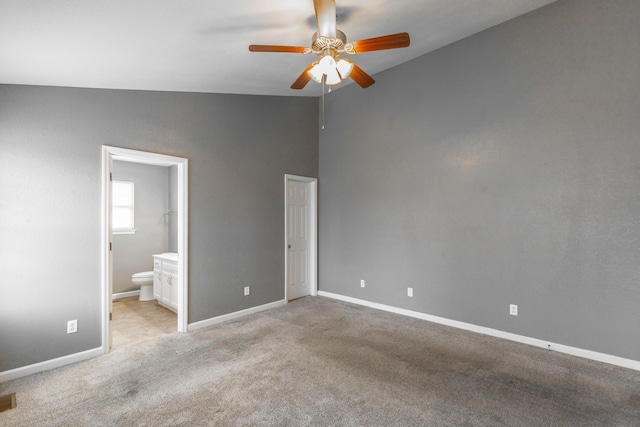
[153,253,178,312]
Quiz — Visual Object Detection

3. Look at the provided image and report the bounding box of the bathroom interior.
[111,159,179,348]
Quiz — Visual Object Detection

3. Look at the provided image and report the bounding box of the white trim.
[112,229,136,235]
[177,158,189,333]
[318,291,640,372]
[102,146,189,356]
[112,290,140,300]
[188,300,286,332]
[284,175,318,301]
[101,148,111,353]
[0,347,103,383]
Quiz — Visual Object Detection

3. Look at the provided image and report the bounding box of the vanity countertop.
[153,252,178,262]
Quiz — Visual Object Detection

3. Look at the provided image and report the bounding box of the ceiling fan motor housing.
[311,30,347,58]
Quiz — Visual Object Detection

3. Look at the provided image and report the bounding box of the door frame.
[284,174,318,301]
[101,146,189,353]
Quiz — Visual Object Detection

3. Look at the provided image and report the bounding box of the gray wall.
[112,160,169,294]
[0,87,318,371]
[319,0,640,361]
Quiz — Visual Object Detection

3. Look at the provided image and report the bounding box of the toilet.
[132,271,154,301]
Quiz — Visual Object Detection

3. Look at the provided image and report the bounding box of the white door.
[287,180,311,300]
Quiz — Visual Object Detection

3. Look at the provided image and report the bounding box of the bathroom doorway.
[101,146,189,353]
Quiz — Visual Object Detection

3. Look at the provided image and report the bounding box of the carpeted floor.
[1,296,639,426]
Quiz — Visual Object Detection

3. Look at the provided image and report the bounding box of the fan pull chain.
[321,76,325,130]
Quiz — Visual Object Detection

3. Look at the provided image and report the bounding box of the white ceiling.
[0,0,557,97]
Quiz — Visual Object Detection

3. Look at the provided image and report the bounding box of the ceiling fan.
[249,0,410,90]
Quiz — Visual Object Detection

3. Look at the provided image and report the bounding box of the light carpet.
[1,297,639,426]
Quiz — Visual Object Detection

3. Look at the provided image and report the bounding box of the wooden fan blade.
[349,32,410,53]
[350,64,375,88]
[291,63,316,90]
[249,45,308,53]
[314,0,337,38]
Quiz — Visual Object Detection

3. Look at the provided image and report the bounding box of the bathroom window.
[112,180,135,234]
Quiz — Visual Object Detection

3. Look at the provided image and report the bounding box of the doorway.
[284,174,318,301]
[101,146,189,353]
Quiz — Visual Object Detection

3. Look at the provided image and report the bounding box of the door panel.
[287,181,310,300]
[169,272,178,307]
[161,271,171,306]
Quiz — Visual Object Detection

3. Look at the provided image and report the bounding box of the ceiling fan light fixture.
[325,67,341,85]
[336,58,354,79]
[308,55,343,85]
[318,55,336,74]
[308,61,324,83]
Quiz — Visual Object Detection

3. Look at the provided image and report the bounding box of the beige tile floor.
[111,296,176,348]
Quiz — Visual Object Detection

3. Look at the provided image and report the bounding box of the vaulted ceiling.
[0,0,556,97]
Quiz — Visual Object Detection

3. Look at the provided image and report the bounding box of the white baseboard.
[112,290,140,300]
[318,291,640,372]
[188,299,287,332]
[0,347,104,383]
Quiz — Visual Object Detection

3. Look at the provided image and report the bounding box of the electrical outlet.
[360,279,365,288]
[244,286,250,296]
[67,320,78,334]
[407,287,413,297]
[510,304,518,316]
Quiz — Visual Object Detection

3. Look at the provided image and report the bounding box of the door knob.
[288,244,291,249]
